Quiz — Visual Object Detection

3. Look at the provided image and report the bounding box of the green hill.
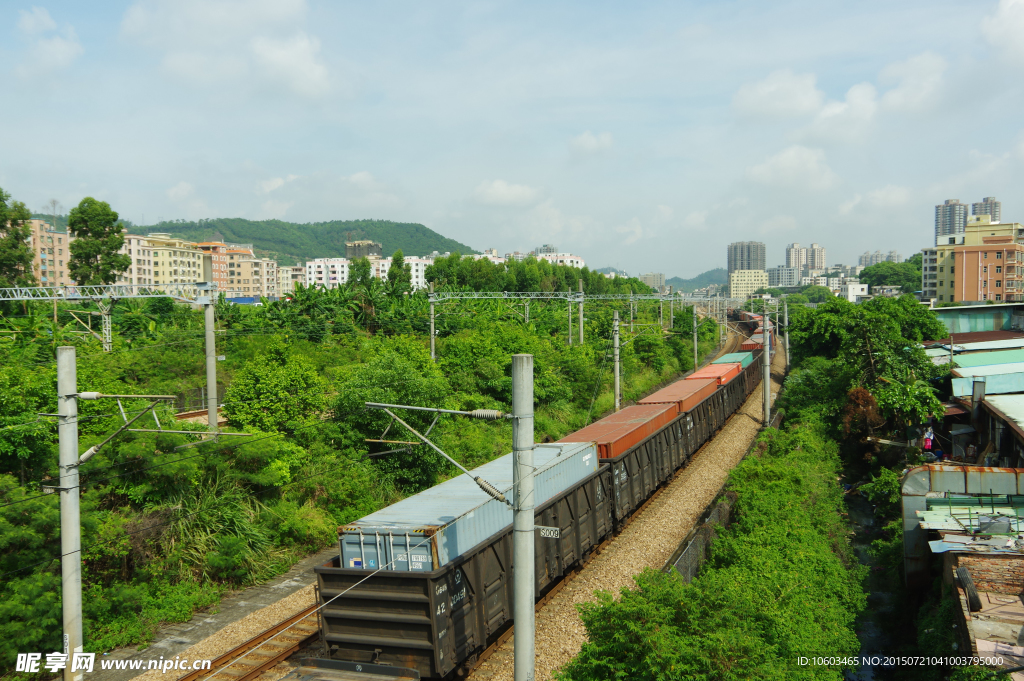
[667,268,728,292]
[130,218,478,265]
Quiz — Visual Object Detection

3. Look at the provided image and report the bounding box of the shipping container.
[340,442,598,572]
[741,338,762,351]
[638,378,718,413]
[559,403,678,458]
[686,363,741,385]
[713,352,754,369]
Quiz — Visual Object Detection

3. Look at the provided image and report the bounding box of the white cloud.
[802,82,878,142]
[880,52,946,112]
[681,211,708,230]
[982,0,1024,64]
[733,69,825,118]
[251,32,329,98]
[570,131,613,153]
[474,179,541,206]
[18,7,57,34]
[121,0,329,97]
[747,145,838,190]
[840,185,911,215]
[654,205,673,223]
[259,174,299,193]
[14,9,83,78]
[167,181,194,200]
[617,217,643,245]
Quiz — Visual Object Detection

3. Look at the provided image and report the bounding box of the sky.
[3,1,1024,278]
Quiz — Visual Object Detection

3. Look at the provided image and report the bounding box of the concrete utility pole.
[204,299,218,433]
[613,311,621,412]
[511,355,535,681]
[568,297,572,346]
[692,306,698,370]
[525,299,529,324]
[762,316,771,427]
[659,298,663,328]
[630,301,634,333]
[429,282,435,361]
[669,288,674,329]
[784,301,790,369]
[578,279,584,345]
[57,347,84,681]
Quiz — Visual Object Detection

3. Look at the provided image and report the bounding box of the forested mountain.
[131,218,477,265]
[667,267,728,292]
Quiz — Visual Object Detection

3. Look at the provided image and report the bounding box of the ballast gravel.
[471,342,787,681]
[129,584,316,681]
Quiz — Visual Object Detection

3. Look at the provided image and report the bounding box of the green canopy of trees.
[67,197,132,285]
[0,187,35,289]
[858,261,922,293]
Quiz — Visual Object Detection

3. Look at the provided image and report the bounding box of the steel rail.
[174,604,319,681]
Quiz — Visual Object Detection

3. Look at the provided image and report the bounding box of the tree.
[67,197,132,285]
[386,249,412,295]
[223,342,329,433]
[802,285,834,303]
[0,187,35,288]
[858,261,921,293]
[348,257,372,287]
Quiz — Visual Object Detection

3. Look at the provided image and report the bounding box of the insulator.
[469,409,505,421]
[474,476,507,503]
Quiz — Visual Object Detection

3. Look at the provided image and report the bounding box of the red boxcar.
[638,377,718,414]
[559,403,678,459]
[686,362,742,385]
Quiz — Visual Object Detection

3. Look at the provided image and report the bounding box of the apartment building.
[727,241,766,274]
[305,255,434,290]
[728,269,768,299]
[277,265,305,295]
[639,273,665,289]
[785,242,827,272]
[767,266,799,288]
[922,216,1024,302]
[114,235,155,286]
[535,252,586,268]
[142,233,203,285]
[27,219,75,286]
[195,241,277,298]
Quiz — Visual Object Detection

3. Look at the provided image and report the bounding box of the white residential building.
[536,252,586,268]
[729,269,768,299]
[838,282,869,302]
[767,266,799,288]
[305,255,434,290]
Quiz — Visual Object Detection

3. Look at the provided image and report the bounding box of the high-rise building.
[727,241,765,274]
[972,197,1001,223]
[536,244,558,255]
[921,215,1024,303]
[858,250,902,267]
[786,242,826,272]
[935,199,969,243]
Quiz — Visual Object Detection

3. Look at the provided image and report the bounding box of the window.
[985,252,989,259]
[939,295,944,301]
[998,252,1003,259]
[997,266,1003,273]
[939,267,944,273]
[984,266,988,273]
[984,281,988,288]
[998,281,1003,288]
[997,294,1003,301]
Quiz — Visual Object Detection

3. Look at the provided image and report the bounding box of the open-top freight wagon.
[312,349,765,679]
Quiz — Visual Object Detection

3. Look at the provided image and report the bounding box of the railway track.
[175,604,320,681]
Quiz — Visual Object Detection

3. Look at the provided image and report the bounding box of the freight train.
[311,346,766,679]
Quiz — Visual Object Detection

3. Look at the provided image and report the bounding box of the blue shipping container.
[340,441,598,571]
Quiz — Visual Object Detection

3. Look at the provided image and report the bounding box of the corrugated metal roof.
[953,339,1024,352]
[955,349,1024,368]
[984,395,1024,433]
[953,362,1024,378]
